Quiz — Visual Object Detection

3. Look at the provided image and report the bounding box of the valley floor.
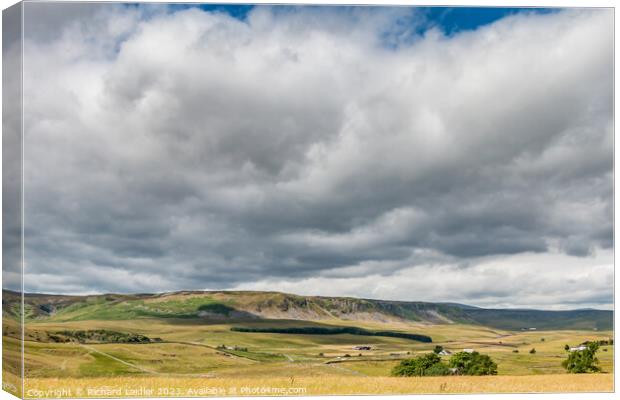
[2,314,614,397]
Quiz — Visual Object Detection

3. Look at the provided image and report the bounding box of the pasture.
[3,315,612,397]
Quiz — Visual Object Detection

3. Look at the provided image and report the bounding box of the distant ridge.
[2,289,613,331]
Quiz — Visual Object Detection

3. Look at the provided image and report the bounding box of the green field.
[11,318,614,379]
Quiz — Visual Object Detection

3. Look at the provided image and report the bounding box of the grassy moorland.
[20,374,614,397]
[1,290,614,397]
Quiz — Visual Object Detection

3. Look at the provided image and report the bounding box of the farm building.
[352,345,372,350]
[438,350,452,355]
[463,349,475,353]
[569,345,588,352]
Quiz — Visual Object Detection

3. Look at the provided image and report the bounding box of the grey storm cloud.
[13,4,613,308]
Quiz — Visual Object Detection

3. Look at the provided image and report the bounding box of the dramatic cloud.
[17,5,613,308]
[235,249,614,310]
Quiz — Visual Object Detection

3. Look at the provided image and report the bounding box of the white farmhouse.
[463,349,475,353]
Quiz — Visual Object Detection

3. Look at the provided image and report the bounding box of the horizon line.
[3,288,613,313]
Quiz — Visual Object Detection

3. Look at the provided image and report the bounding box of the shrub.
[512,349,519,353]
[564,344,570,351]
[529,348,536,354]
[433,345,444,354]
[57,330,151,344]
[448,351,497,376]
[562,342,600,373]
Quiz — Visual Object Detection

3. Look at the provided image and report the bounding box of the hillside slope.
[2,289,612,331]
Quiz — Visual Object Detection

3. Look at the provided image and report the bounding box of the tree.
[433,345,444,354]
[564,344,570,351]
[448,351,497,376]
[529,348,536,354]
[562,342,601,373]
[392,353,447,376]
[424,362,451,376]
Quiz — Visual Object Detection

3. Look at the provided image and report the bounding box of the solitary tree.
[433,345,444,354]
[392,353,449,376]
[562,342,601,373]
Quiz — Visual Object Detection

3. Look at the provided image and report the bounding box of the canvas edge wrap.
[3,1,24,398]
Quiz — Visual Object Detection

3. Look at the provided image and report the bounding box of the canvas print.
[2,2,614,398]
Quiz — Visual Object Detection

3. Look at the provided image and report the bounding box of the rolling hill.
[2,289,612,331]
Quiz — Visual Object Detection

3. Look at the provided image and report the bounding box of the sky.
[4,4,613,310]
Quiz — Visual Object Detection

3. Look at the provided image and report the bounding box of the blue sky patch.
[423,7,558,35]
[156,4,558,36]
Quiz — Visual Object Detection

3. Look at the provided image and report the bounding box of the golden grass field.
[15,374,614,397]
